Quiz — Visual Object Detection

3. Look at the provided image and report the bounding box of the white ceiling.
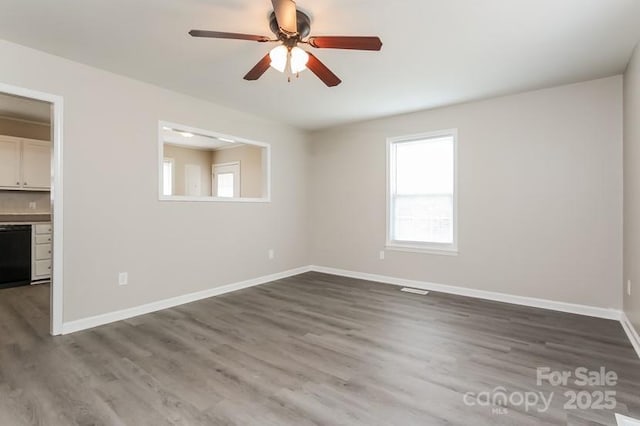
[0,92,50,123]
[0,0,639,130]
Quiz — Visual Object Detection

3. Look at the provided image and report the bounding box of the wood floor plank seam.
[1,272,640,425]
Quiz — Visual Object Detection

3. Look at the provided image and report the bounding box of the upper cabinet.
[0,137,21,188]
[0,135,51,191]
[22,140,51,189]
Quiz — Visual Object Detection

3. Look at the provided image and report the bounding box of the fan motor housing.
[269,10,311,41]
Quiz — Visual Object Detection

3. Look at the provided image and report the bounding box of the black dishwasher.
[0,225,32,289]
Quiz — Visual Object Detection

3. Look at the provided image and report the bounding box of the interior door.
[185,164,202,196]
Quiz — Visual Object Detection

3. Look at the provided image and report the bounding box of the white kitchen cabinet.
[35,223,52,234]
[35,234,52,244]
[0,137,21,188]
[22,140,51,189]
[0,135,51,191]
[32,222,52,282]
[35,244,51,259]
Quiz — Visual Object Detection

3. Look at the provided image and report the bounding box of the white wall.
[624,43,640,329]
[163,144,213,196]
[309,76,623,309]
[0,40,309,322]
[0,37,627,323]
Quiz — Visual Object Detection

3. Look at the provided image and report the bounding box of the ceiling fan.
[189,0,383,87]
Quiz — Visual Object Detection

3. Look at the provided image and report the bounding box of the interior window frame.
[158,121,271,203]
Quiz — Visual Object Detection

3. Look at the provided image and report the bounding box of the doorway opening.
[0,82,63,335]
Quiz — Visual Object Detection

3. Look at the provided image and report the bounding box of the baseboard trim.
[60,264,639,359]
[309,265,622,321]
[616,413,640,426]
[620,312,640,359]
[61,266,312,334]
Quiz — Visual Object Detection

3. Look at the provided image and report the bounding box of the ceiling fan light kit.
[269,45,288,72]
[268,45,309,75]
[289,46,309,74]
[188,0,383,87]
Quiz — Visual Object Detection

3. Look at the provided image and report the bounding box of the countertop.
[0,214,51,223]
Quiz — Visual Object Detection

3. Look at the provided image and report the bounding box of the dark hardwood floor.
[1,271,639,425]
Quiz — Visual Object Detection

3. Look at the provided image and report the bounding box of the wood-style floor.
[1,272,639,425]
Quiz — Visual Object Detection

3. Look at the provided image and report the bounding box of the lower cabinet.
[32,223,52,282]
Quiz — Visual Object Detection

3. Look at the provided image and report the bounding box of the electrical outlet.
[268,249,275,260]
[118,272,128,286]
[28,202,36,210]
[628,280,632,296]
[379,250,385,260]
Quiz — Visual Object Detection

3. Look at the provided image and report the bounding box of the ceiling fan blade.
[189,30,270,42]
[243,54,272,81]
[306,53,341,87]
[271,0,297,34]
[307,36,383,51]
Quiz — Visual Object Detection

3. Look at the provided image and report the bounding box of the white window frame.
[158,120,271,203]
[386,129,458,256]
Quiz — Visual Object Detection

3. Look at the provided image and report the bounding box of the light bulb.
[269,45,288,73]
[290,47,309,74]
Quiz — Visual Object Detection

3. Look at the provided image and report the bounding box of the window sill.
[159,195,271,203]
[385,244,458,256]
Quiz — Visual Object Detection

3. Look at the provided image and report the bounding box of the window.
[217,173,234,197]
[162,158,174,196]
[158,121,270,202]
[212,162,240,198]
[387,130,457,254]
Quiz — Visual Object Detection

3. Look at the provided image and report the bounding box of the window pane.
[393,194,453,243]
[395,137,453,195]
[162,160,172,196]
[217,173,234,198]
